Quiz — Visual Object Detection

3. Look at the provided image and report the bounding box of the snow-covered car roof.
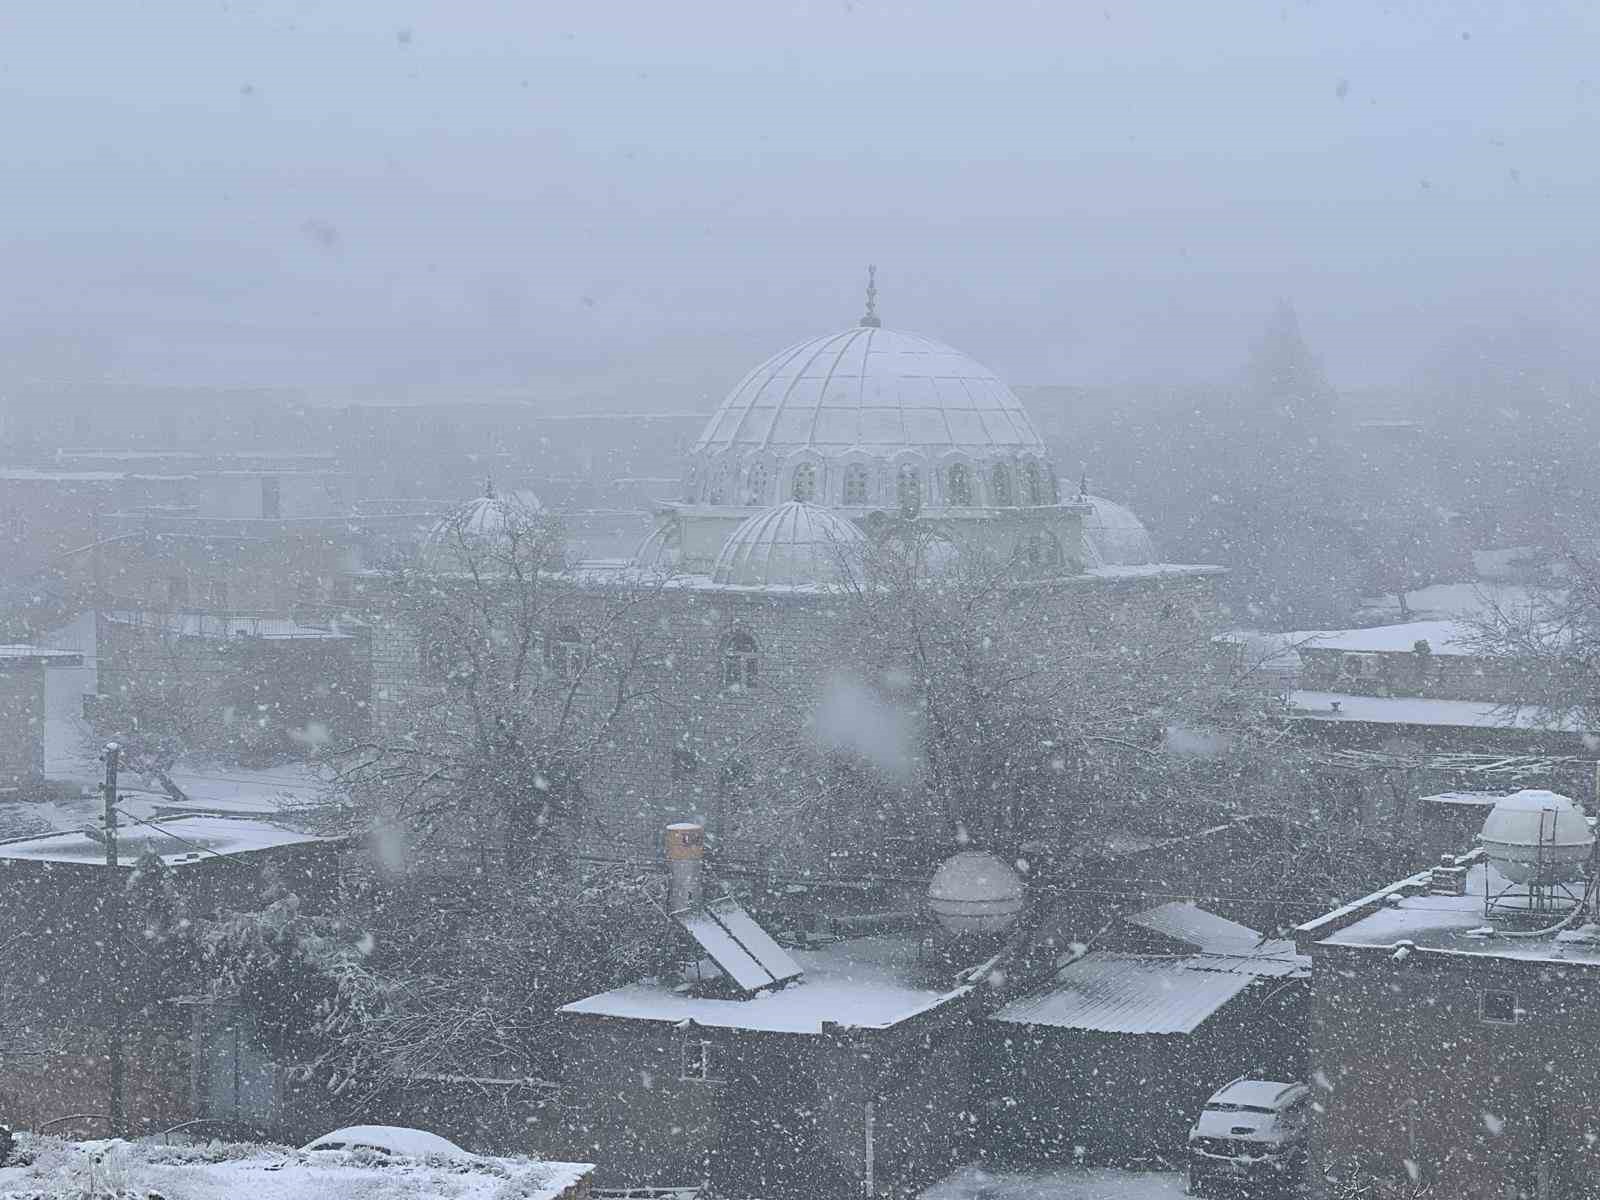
[302,1125,465,1156]
[1206,1079,1305,1110]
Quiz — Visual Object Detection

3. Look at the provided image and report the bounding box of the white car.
[1187,1079,1309,1196]
[301,1125,467,1158]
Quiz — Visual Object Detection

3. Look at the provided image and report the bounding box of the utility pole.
[102,741,124,1137]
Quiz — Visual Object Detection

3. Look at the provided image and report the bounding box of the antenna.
[859,264,881,328]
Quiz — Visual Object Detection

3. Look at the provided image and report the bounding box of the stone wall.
[359,565,1223,867]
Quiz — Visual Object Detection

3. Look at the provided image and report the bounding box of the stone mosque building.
[367,284,1222,865]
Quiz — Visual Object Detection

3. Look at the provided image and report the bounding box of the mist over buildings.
[2,0,1598,405]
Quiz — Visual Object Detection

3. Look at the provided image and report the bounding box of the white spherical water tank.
[927,851,1026,936]
[1479,790,1594,883]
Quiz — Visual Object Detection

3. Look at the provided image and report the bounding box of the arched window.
[791,462,817,502]
[720,629,758,690]
[990,463,1013,506]
[896,464,922,512]
[842,462,870,506]
[1025,530,1063,571]
[946,462,973,506]
[547,624,586,682]
[1023,461,1044,506]
[746,463,769,506]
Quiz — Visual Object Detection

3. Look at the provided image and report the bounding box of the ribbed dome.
[696,327,1045,458]
[1079,494,1156,567]
[711,502,865,588]
[630,521,681,571]
[423,489,545,571]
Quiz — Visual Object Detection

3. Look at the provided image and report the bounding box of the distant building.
[0,815,345,1137]
[363,297,1225,865]
[0,643,82,790]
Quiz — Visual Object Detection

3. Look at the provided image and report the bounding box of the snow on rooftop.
[921,1163,1189,1200]
[1126,901,1267,954]
[103,610,352,641]
[1288,619,1477,656]
[0,644,82,663]
[0,814,331,868]
[0,1136,592,1200]
[1421,791,1506,808]
[990,941,1304,1035]
[560,935,967,1034]
[1306,857,1600,964]
[1288,690,1573,732]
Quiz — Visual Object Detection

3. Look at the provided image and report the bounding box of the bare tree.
[336,499,673,872]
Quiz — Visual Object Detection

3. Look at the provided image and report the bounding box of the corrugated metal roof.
[991,944,1306,1035]
[1127,902,1265,954]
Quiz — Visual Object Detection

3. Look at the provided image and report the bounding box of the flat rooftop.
[1289,689,1572,732]
[0,814,332,868]
[561,935,969,1034]
[1296,852,1600,966]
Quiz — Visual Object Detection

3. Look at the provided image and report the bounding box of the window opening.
[843,462,870,506]
[896,464,922,512]
[680,1038,723,1082]
[990,463,1013,506]
[1481,989,1517,1024]
[720,629,758,689]
[547,625,586,681]
[1024,461,1044,505]
[746,463,769,506]
[947,462,973,506]
[791,462,817,502]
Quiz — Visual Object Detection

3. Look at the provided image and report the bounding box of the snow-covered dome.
[927,850,1026,936]
[1479,790,1594,883]
[630,520,681,572]
[1079,494,1156,567]
[686,319,1059,511]
[423,488,546,571]
[711,502,865,588]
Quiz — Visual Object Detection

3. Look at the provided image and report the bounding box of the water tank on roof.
[1478,790,1594,883]
[927,850,1025,936]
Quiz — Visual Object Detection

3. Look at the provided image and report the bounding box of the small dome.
[1079,494,1156,567]
[711,502,865,588]
[928,850,1026,936]
[1479,790,1594,883]
[631,521,681,571]
[423,488,546,571]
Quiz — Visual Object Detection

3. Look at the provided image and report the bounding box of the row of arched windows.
[687,457,1060,508]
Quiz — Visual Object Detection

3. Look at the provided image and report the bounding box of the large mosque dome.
[684,321,1060,512]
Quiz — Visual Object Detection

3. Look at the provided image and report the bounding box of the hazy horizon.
[3,1,1598,407]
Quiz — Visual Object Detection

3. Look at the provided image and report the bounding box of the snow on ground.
[0,1136,590,1200]
[920,1164,1191,1200]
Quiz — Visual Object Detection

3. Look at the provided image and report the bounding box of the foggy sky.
[2,1,1597,405]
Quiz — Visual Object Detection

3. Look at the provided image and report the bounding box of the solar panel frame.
[675,908,771,994]
[707,896,804,986]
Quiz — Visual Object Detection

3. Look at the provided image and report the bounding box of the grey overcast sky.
[1,0,1596,404]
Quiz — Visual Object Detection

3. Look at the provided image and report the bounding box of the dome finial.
[1078,472,1088,500]
[484,475,496,499]
[859,264,881,328]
